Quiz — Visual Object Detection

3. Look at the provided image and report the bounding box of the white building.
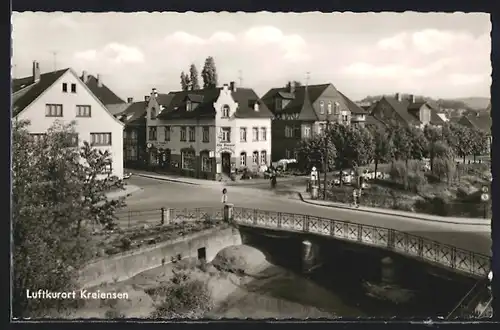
[12,61,124,178]
[145,82,273,180]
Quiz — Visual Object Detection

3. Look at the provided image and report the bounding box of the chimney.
[97,74,103,87]
[395,93,402,102]
[151,88,158,98]
[82,70,88,83]
[127,97,134,103]
[230,81,236,92]
[32,61,40,83]
[144,95,151,102]
[289,81,295,94]
[223,83,228,91]
[409,94,416,103]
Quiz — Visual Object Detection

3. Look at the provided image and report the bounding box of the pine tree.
[201,56,218,88]
[189,64,200,90]
[180,72,190,91]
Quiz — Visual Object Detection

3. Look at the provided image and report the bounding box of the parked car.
[123,172,132,179]
[362,169,375,180]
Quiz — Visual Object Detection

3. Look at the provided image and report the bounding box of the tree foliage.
[296,134,336,172]
[201,56,218,89]
[392,126,413,162]
[408,126,429,160]
[12,120,125,318]
[189,64,200,90]
[370,125,394,178]
[180,71,190,91]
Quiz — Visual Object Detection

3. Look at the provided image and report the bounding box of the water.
[213,230,476,319]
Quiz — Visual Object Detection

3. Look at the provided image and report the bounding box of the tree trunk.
[473,154,476,163]
[463,155,466,164]
[374,159,379,181]
[339,164,343,187]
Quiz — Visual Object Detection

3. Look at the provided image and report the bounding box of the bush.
[415,197,451,216]
[389,161,427,192]
[407,171,427,193]
[150,270,212,319]
[120,237,132,250]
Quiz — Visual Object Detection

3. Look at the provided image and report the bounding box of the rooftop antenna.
[51,51,58,71]
[238,70,243,87]
[305,71,310,87]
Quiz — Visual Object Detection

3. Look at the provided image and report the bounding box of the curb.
[134,173,201,186]
[106,185,144,200]
[297,193,490,226]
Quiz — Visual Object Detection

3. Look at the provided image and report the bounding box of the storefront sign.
[209,151,215,158]
[216,143,235,148]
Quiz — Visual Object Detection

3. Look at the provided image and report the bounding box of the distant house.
[369,93,444,129]
[261,83,365,162]
[145,82,273,180]
[458,112,492,153]
[12,61,124,178]
[80,71,125,105]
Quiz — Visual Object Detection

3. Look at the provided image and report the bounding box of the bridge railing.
[231,207,491,279]
[446,278,490,319]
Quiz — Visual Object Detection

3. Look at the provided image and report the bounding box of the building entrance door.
[221,152,231,175]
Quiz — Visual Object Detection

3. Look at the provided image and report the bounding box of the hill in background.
[358,95,490,112]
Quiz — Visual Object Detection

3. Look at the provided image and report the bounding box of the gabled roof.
[117,101,148,125]
[186,93,204,103]
[338,91,367,115]
[297,87,318,121]
[262,84,331,112]
[157,87,273,120]
[81,74,125,105]
[462,113,492,134]
[106,103,131,116]
[155,93,175,107]
[377,96,444,126]
[12,68,70,117]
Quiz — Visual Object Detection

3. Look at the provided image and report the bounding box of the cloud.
[163,26,310,63]
[49,16,79,29]
[448,73,487,86]
[74,43,145,64]
[377,32,408,51]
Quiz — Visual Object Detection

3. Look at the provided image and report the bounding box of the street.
[123,176,492,255]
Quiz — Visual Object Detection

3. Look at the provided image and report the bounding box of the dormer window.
[222,104,230,118]
[187,101,192,111]
[275,98,282,111]
[320,101,325,114]
[150,107,157,120]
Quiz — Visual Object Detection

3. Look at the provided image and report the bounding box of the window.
[304,125,311,138]
[252,127,259,141]
[240,127,247,142]
[240,152,247,167]
[180,127,187,141]
[342,114,349,123]
[275,98,282,111]
[320,101,325,114]
[202,127,210,142]
[164,126,170,141]
[30,133,47,144]
[201,152,212,172]
[188,126,196,142]
[285,125,293,138]
[150,107,157,120]
[260,127,267,141]
[181,149,196,170]
[222,105,230,117]
[293,126,301,138]
[293,150,299,160]
[260,150,267,165]
[90,133,112,146]
[65,133,79,147]
[252,151,259,165]
[285,149,291,159]
[71,83,77,93]
[45,104,63,117]
[327,102,332,115]
[220,127,231,142]
[62,83,68,93]
[76,105,91,117]
[148,127,157,141]
[186,101,192,112]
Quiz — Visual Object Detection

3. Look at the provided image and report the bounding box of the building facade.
[261,83,365,162]
[145,82,273,180]
[12,61,124,178]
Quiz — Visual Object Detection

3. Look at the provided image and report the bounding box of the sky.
[12,12,491,102]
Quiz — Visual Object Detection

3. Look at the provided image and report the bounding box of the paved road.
[123,176,492,256]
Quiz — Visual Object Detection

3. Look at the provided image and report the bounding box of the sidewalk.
[129,169,223,187]
[106,184,143,200]
[298,193,491,226]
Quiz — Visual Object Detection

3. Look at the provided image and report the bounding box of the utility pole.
[305,71,310,86]
[238,70,243,87]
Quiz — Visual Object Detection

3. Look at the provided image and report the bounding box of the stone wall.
[78,227,241,288]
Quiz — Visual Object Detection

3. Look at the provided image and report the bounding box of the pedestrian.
[221,188,228,204]
[357,187,362,208]
[271,171,277,188]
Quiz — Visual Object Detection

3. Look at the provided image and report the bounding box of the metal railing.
[446,278,490,319]
[110,206,490,279]
[230,207,491,279]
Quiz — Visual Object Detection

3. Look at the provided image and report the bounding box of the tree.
[201,56,218,88]
[285,81,303,89]
[470,128,488,162]
[12,120,125,318]
[189,64,200,90]
[408,126,429,161]
[180,71,190,91]
[454,125,474,163]
[392,125,413,164]
[424,125,442,171]
[370,125,394,180]
[297,135,336,173]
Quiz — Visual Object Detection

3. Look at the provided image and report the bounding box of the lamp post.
[322,102,338,200]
